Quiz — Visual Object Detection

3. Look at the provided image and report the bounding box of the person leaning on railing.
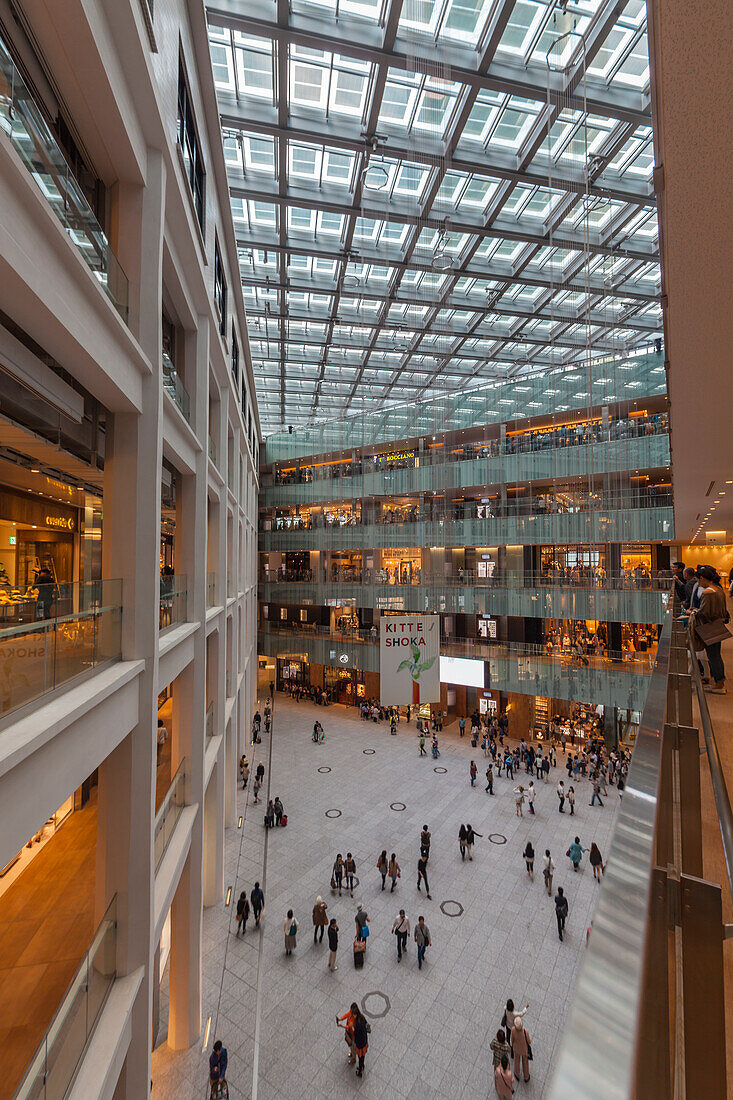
[688,565,729,695]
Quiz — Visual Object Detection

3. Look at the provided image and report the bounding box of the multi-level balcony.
[260,569,670,624]
[260,486,674,551]
[262,418,670,508]
[258,623,654,712]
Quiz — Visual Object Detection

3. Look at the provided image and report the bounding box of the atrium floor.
[152,696,617,1099]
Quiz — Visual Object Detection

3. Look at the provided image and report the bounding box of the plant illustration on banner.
[397,641,436,704]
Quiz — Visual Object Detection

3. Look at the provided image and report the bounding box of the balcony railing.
[154,758,187,872]
[14,896,117,1100]
[158,574,187,632]
[0,580,122,722]
[262,487,673,533]
[547,607,733,1098]
[261,568,672,592]
[267,413,670,487]
[162,349,191,423]
[0,36,129,322]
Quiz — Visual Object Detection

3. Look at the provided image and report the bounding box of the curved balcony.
[258,624,655,712]
[259,571,670,624]
[260,490,674,551]
[263,429,670,508]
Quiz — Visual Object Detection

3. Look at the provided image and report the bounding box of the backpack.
[289,921,297,936]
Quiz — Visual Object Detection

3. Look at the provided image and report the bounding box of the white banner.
[379,615,440,705]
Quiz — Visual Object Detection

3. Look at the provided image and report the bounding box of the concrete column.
[203,763,222,905]
[166,314,209,1049]
[96,147,166,1099]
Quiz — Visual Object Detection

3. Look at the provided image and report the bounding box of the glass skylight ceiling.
[207,0,660,434]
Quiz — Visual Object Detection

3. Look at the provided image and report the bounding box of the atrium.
[0,2,730,1099]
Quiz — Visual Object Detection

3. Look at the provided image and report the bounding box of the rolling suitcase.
[353,937,366,969]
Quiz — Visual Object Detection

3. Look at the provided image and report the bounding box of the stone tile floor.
[152,699,618,1099]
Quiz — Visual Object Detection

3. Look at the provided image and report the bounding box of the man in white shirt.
[557,780,565,813]
[542,850,555,896]
[392,909,410,962]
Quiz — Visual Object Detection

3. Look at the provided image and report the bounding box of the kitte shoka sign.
[380,614,440,705]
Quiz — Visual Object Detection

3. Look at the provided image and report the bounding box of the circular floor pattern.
[363,749,376,755]
[325,809,342,818]
[434,766,447,774]
[390,802,406,812]
[317,767,331,773]
[489,832,507,845]
[440,900,464,918]
[361,991,391,1019]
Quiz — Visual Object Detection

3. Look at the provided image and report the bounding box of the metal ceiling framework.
[206,0,661,433]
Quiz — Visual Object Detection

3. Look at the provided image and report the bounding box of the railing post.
[680,873,726,1099]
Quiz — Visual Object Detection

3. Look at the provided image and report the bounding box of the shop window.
[177,55,205,229]
[214,237,227,336]
[280,607,287,620]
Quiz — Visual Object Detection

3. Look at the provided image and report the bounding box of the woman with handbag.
[388,853,401,891]
[283,909,298,955]
[691,566,729,693]
[352,1006,370,1077]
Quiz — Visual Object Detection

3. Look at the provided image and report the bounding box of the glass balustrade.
[263,350,667,463]
[0,579,122,722]
[260,568,671,591]
[267,415,669,489]
[162,349,191,423]
[0,36,129,322]
[158,574,187,632]
[14,896,117,1100]
[154,758,187,872]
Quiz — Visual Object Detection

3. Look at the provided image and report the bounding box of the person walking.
[419,732,427,756]
[417,854,432,898]
[392,908,410,961]
[209,1040,228,1098]
[490,1028,511,1069]
[332,853,344,896]
[458,823,468,860]
[589,842,604,882]
[459,715,466,737]
[273,796,284,826]
[485,763,494,794]
[513,785,525,817]
[568,836,585,872]
[353,1005,369,1077]
[377,850,389,890]
[327,917,339,971]
[345,852,357,896]
[511,1016,531,1084]
[251,881,264,927]
[252,774,262,803]
[465,823,482,860]
[470,760,478,786]
[312,895,328,943]
[568,785,576,816]
[239,754,248,789]
[527,780,536,815]
[283,909,298,955]
[355,902,370,942]
[542,850,555,896]
[235,891,249,935]
[557,779,566,813]
[420,825,431,860]
[590,777,604,807]
[414,915,431,969]
[264,800,275,828]
[494,1053,515,1099]
[555,886,569,941]
[523,841,535,881]
[337,1003,357,1066]
[388,853,401,891]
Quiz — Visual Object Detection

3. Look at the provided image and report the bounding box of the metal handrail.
[547,612,673,1099]
[686,619,733,898]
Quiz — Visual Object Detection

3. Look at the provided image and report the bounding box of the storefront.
[0,485,81,622]
[276,655,309,691]
[379,548,421,585]
[324,664,364,705]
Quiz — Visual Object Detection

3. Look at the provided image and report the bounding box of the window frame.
[177,54,206,230]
